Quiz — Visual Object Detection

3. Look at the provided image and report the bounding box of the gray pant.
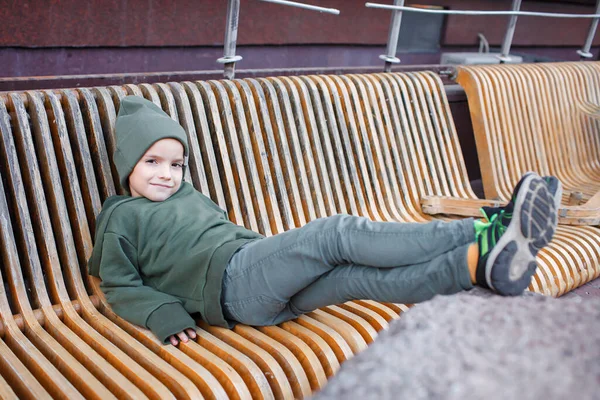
[222,215,475,326]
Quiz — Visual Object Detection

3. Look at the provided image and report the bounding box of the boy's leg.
[240,215,475,269]
[288,244,473,314]
[222,216,475,325]
[290,170,558,316]
[222,172,558,326]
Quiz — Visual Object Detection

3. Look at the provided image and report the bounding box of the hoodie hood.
[114,96,189,193]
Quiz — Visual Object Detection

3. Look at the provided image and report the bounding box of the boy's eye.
[172,163,183,168]
[145,159,157,164]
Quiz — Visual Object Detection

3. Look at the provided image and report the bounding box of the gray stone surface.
[313,288,600,400]
[561,278,600,301]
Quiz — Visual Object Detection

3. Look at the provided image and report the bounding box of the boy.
[88,96,559,346]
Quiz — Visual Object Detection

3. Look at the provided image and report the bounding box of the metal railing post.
[577,0,600,59]
[379,0,404,72]
[217,0,243,79]
[498,0,522,62]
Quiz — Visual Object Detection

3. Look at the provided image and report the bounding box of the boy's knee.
[305,214,368,244]
[326,213,364,229]
[306,213,348,230]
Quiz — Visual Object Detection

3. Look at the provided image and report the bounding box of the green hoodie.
[88,96,263,343]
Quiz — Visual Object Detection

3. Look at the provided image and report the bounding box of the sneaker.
[475,173,558,295]
[542,175,563,211]
[481,173,562,224]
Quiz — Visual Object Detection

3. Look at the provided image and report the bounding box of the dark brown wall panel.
[2,0,225,46]
[0,0,389,46]
[436,0,600,46]
[3,0,599,47]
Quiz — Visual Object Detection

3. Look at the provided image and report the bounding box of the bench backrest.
[457,61,600,201]
[1,70,476,256]
[0,71,476,398]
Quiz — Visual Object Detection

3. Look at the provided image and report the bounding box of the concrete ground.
[560,277,600,301]
[312,278,600,400]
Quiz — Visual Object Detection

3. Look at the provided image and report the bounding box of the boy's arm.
[99,232,196,344]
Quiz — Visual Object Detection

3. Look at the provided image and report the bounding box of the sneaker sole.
[485,174,558,295]
[544,176,563,211]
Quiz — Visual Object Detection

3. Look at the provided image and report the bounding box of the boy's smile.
[129,138,185,202]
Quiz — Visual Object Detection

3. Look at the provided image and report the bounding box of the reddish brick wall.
[1,0,599,47]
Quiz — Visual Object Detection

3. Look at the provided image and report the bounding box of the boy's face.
[129,138,185,202]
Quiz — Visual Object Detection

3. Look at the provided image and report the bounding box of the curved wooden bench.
[387,70,599,296]
[451,62,600,294]
[0,74,414,398]
[0,66,596,398]
[456,62,600,216]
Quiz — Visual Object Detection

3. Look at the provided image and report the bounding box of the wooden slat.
[333,74,399,222]
[282,76,339,217]
[200,322,300,399]
[195,81,246,225]
[276,321,340,378]
[347,74,415,221]
[254,76,407,349]
[76,87,249,399]
[167,82,210,196]
[352,300,402,321]
[181,81,228,204]
[91,87,122,195]
[208,81,263,232]
[337,302,390,331]
[231,79,283,234]
[268,77,323,220]
[256,325,328,389]
[242,78,302,231]
[293,315,354,364]
[0,74,411,400]
[255,78,308,227]
[457,62,600,202]
[309,75,375,220]
[0,367,19,400]
[0,96,85,399]
[187,329,274,400]
[306,310,367,354]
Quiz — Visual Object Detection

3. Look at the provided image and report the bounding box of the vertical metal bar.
[379,0,404,72]
[577,0,600,59]
[499,0,522,62]
[217,0,243,79]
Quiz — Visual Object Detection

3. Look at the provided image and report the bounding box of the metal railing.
[367,1,600,67]
[579,1,600,58]
[218,0,340,79]
[218,1,600,78]
[259,0,340,15]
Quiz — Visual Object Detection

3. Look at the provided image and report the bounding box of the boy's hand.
[168,328,197,346]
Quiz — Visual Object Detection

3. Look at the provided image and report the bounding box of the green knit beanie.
[114,96,189,193]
